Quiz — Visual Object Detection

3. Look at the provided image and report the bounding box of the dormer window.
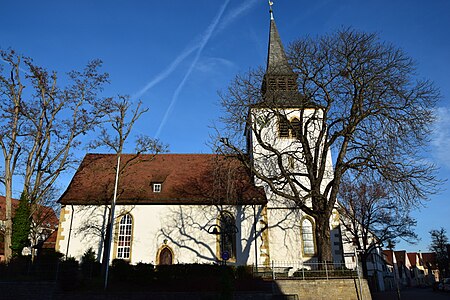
[153,183,162,193]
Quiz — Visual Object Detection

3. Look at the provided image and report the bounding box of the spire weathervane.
[268,1,274,20]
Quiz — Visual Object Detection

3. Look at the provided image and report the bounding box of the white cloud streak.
[132,44,197,100]
[154,0,230,139]
[431,106,450,169]
[0,57,31,76]
[133,0,260,138]
[216,0,260,34]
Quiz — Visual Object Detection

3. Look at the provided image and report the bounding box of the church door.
[159,247,173,265]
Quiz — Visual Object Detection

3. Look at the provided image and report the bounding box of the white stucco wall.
[247,106,338,264]
[57,203,265,266]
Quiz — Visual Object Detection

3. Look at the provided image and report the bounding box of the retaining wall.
[274,278,372,300]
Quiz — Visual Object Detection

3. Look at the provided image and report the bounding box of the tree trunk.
[4,169,13,261]
[315,215,332,263]
[101,221,112,277]
[361,254,369,279]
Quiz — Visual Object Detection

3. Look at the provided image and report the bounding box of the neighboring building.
[0,196,58,261]
[394,250,413,286]
[407,252,425,286]
[56,12,345,268]
[383,250,440,288]
[421,252,440,283]
[365,247,390,292]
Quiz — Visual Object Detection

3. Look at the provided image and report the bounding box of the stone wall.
[274,278,372,300]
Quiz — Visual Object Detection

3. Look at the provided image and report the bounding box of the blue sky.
[1,0,449,253]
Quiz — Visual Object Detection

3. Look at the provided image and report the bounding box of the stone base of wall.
[274,278,372,300]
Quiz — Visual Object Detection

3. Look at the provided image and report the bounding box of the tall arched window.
[301,218,315,256]
[279,116,301,139]
[278,116,290,137]
[290,118,301,139]
[219,211,237,260]
[117,214,133,259]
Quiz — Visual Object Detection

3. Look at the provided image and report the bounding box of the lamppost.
[207,223,238,265]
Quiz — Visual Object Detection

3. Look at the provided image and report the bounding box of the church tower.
[246,4,340,264]
[260,6,301,105]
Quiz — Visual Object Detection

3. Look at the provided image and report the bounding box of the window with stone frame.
[219,211,237,260]
[278,115,290,137]
[302,218,315,256]
[279,116,301,139]
[290,117,301,139]
[117,214,133,259]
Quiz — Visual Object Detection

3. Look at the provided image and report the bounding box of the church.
[55,9,345,268]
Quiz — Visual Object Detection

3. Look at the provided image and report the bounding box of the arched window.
[278,116,290,137]
[279,116,301,139]
[117,214,133,259]
[290,118,301,139]
[219,211,237,260]
[301,218,315,256]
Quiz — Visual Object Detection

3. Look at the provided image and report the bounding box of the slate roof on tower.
[58,154,266,205]
[258,10,315,108]
[266,19,295,76]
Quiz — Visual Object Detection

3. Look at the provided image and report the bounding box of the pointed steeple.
[261,5,300,105]
[266,19,295,76]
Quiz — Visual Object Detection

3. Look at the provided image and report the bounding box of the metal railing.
[254,261,358,280]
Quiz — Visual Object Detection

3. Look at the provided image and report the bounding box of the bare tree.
[429,227,449,278]
[338,174,417,277]
[0,50,24,260]
[217,28,440,262]
[86,95,167,288]
[158,156,268,265]
[0,49,110,261]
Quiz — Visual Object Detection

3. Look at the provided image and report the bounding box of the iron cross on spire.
[268,1,274,20]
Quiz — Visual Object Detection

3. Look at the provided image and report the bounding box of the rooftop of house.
[407,252,418,267]
[0,196,58,226]
[59,153,267,206]
[383,249,440,270]
[421,252,438,269]
[383,250,394,265]
[0,196,58,255]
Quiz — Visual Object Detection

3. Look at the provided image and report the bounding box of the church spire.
[266,3,293,75]
[261,2,300,104]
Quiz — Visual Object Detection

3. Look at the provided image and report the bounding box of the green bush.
[131,262,154,285]
[236,265,253,280]
[58,257,80,291]
[111,259,133,283]
[80,248,101,279]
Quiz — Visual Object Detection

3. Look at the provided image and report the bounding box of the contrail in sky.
[0,58,31,76]
[133,0,259,139]
[132,44,197,100]
[154,0,231,139]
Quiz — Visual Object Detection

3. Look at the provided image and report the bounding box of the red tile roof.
[383,250,394,265]
[407,252,418,267]
[0,196,19,220]
[0,196,58,225]
[43,230,57,249]
[421,252,438,269]
[0,196,58,255]
[59,154,267,205]
[394,250,407,265]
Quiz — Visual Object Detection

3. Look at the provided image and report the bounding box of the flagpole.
[104,154,121,290]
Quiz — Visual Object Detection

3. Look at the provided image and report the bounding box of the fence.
[1,258,360,283]
[254,261,359,280]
